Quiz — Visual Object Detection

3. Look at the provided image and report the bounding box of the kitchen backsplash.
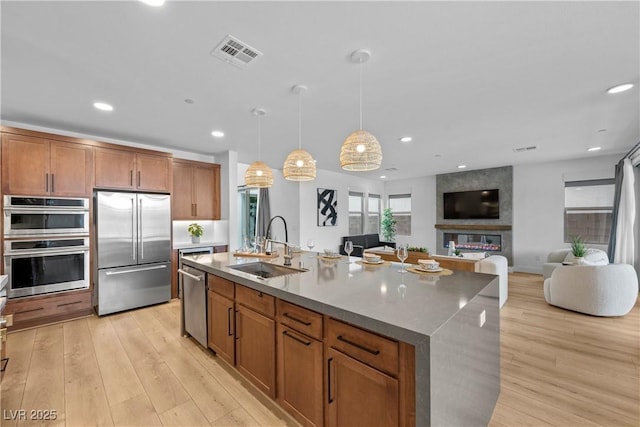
[172,220,229,246]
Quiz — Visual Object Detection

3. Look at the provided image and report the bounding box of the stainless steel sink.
[228,261,308,279]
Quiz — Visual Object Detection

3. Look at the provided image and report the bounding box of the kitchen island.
[180,252,500,427]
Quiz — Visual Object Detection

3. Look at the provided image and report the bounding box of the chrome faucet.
[265,215,291,266]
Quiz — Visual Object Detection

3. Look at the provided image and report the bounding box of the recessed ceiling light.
[380,175,386,179]
[457,164,467,169]
[211,130,225,138]
[587,147,601,152]
[139,0,165,6]
[93,102,113,112]
[606,83,634,94]
[399,136,412,143]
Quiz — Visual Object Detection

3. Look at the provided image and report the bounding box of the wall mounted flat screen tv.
[443,189,500,219]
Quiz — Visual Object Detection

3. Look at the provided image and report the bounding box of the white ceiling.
[1,1,638,181]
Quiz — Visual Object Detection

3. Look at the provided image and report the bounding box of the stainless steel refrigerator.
[95,191,171,315]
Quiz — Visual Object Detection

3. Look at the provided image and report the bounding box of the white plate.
[418,266,443,273]
[362,259,384,264]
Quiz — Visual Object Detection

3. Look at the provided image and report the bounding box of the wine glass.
[249,236,257,253]
[397,244,408,273]
[306,238,315,257]
[256,236,266,254]
[344,240,353,263]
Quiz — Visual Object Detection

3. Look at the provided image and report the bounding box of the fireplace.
[435,224,512,264]
[444,232,501,252]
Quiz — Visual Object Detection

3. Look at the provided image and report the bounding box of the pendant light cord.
[359,58,363,130]
[257,115,262,161]
[298,90,302,150]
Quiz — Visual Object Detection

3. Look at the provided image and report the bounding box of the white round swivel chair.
[543,264,639,316]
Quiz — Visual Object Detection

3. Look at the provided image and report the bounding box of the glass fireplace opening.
[444,233,502,252]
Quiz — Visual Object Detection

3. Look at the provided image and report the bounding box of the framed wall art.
[317,188,338,226]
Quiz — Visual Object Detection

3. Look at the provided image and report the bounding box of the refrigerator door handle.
[105,264,168,276]
[131,197,136,261]
[139,198,144,260]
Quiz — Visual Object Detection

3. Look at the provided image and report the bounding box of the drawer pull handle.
[15,307,44,315]
[0,357,9,373]
[283,312,312,326]
[337,335,380,355]
[227,307,233,336]
[283,330,311,346]
[257,291,263,298]
[57,301,82,308]
[327,357,334,403]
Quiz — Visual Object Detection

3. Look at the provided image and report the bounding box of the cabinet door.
[208,291,235,365]
[49,141,93,197]
[171,162,194,219]
[193,165,214,219]
[94,147,136,190]
[136,153,171,192]
[326,348,399,427]
[277,324,323,427]
[1,133,49,195]
[235,304,275,398]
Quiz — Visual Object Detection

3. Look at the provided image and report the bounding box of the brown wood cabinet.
[94,147,171,192]
[235,302,276,398]
[207,275,236,366]
[277,301,324,427]
[172,159,220,220]
[4,289,92,331]
[203,274,414,426]
[1,133,93,197]
[326,347,399,427]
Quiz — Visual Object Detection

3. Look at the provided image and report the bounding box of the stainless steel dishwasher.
[178,265,207,347]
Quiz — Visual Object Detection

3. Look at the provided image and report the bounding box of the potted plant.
[188,223,204,244]
[381,208,397,243]
[571,235,587,264]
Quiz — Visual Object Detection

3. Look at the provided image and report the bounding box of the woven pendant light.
[340,49,382,172]
[245,108,274,188]
[284,84,316,181]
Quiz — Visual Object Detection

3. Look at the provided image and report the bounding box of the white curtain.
[614,158,635,264]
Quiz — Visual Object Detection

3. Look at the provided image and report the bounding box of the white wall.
[298,169,384,253]
[512,154,619,273]
[383,176,437,252]
[215,150,238,248]
[236,165,384,253]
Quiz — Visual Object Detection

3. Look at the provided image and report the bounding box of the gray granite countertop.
[181,252,497,345]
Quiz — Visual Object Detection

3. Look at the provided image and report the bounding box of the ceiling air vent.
[211,35,263,68]
[513,145,537,153]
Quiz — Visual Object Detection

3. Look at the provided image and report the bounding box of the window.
[368,194,381,234]
[564,179,614,244]
[348,191,364,235]
[389,194,412,235]
[237,187,259,246]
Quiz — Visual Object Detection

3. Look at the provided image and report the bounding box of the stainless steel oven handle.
[178,269,204,281]
[4,247,89,257]
[105,264,167,276]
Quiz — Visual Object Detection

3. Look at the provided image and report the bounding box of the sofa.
[543,248,609,279]
[544,264,638,316]
[339,234,395,257]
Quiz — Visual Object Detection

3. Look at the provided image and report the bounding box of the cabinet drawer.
[6,291,91,324]
[277,299,323,340]
[326,318,399,377]
[236,285,275,318]
[207,275,235,300]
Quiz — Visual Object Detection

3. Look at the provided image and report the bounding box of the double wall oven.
[3,196,90,298]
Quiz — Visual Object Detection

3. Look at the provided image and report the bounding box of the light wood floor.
[1,273,638,426]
